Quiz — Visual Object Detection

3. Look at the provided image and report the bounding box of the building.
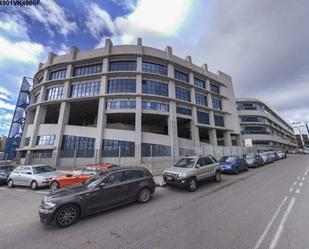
[19,38,241,169]
[0,135,7,152]
[292,122,309,148]
[237,98,297,151]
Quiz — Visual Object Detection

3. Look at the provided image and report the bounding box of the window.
[194,77,206,88]
[141,143,171,157]
[107,79,136,93]
[21,167,32,174]
[176,106,192,116]
[196,92,208,106]
[61,135,95,158]
[241,126,269,135]
[175,70,189,83]
[45,86,64,101]
[123,170,143,181]
[212,97,222,110]
[175,87,190,102]
[109,61,137,71]
[102,139,135,157]
[210,83,220,94]
[103,172,124,185]
[197,111,209,125]
[24,137,30,146]
[49,69,66,80]
[142,62,167,75]
[106,101,136,109]
[237,102,264,111]
[73,64,102,76]
[204,157,214,165]
[240,115,265,123]
[142,102,169,112]
[71,81,100,97]
[214,115,224,127]
[142,80,168,96]
[36,135,55,145]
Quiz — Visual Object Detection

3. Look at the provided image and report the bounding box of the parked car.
[287,149,297,154]
[0,165,15,185]
[162,155,221,192]
[49,163,118,192]
[267,151,279,161]
[303,148,309,154]
[243,154,264,168]
[259,152,273,164]
[39,167,155,227]
[7,165,64,190]
[277,151,287,159]
[220,156,248,174]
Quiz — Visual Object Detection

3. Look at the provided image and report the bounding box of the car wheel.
[137,188,151,203]
[187,178,197,192]
[8,179,14,188]
[50,181,60,192]
[213,171,221,182]
[55,205,80,228]
[31,180,38,190]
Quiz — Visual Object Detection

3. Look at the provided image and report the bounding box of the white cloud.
[0,13,29,40]
[85,3,116,40]
[22,0,77,37]
[0,100,15,111]
[110,0,135,11]
[0,113,13,122]
[0,36,44,65]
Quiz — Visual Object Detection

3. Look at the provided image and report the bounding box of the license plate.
[167,176,172,180]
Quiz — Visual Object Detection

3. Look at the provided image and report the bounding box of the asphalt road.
[0,154,308,249]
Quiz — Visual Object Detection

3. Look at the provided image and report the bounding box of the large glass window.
[175,86,190,102]
[237,102,264,111]
[106,101,136,109]
[107,79,136,93]
[210,83,220,94]
[102,139,135,157]
[36,135,55,145]
[109,61,137,71]
[212,97,222,110]
[142,80,168,96]
[141,143,171,157]
[197,111,210,125]
[196,92,208,106]
[175,70,189,83]
[194,77,206,88]
[45,86,64,101]
[241,126,269,135]
[71,80,100,97]
[176,106,192,116]
[49,69,66,80]
[142,62,167,75]
[142,101,169,112]
[240,115,265,123]
[73,64,102,77]
[214,115,224,127]
[24,137,30,146]
[61,135,95,157]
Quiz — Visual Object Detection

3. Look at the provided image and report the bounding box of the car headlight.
[178,173,186,178]
[41,201,56,210]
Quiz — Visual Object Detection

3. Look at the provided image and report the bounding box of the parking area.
[1,155,309,249]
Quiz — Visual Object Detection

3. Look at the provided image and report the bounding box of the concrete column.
[209,129,218,146]
[102,57,109,73]
[95,97,106,163]
[66,64,73,78]
[191,106,200,147]
[62,81,70,98]
[224,131,232,147]
[136,74,142,94]
[100,75,107,95]
[189,72,194,86]
[29,105,46,147]
[137,56,142,72]
[167,63,174,78]
[43,70,49,82]
[135,96,142,164]
[169,101,179,162]
[190,87,196,104]
[209,110,215,126]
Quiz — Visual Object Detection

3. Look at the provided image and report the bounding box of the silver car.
[7,165,64,190]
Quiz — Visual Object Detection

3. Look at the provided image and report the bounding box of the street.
[0,155,308,249]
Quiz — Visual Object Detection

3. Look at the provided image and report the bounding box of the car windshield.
[175,158,196,168]
[33,166,55,174]
[245,154,255,159]
[221,156,236,163]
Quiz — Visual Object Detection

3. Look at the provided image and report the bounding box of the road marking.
[15,189,27,192]
[269,197,296,249]
[305,168,309,176]
[296,188,300,194]
[293,181,297,185]
[302,177,305,181]
[253,196,288,249]
[289,187,293,192]
[36,191,49,194]
[299,182,303,187]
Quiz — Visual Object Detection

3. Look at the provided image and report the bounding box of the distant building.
[292,122,309,148]
[0,135,7,151]
[237,98,297,151]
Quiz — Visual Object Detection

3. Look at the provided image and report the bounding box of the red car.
[49,163,118,192]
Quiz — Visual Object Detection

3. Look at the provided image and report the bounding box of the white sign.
[244,138,253,147]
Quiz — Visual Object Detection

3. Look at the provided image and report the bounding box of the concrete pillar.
[209,110,215,126]
[62,81,70,99]
[135,96,142,164]
[43,70,49,82]
[100,75,107,95]
[224,131,232,147]
[137,56,142,73]
[169,101,179,162]
[209,129,218,146]
[66,64,73,78]
[190,87,196,104]
[70,46,79,61]
[102,57,109,73]
[29,105,46,147]
[95,97,106,163]
[192,106,200,147]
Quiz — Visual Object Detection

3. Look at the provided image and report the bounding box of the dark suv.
[39,167,155,227]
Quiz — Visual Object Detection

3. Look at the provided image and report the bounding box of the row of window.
[197,112,225,127]
[71,80,100,98]
[106,100,136,109]
[142,80,168,96]
[142,101,169,112]
[36,135,55,145]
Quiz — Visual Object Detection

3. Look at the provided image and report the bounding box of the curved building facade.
[237,98,297,150]
[19,38,241,169]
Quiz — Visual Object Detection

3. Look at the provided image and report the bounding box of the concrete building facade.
[19,38,241,169]
[237,98,297,151]
[292,122,309,148]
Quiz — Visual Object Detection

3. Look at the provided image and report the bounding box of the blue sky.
[0,0,308,136]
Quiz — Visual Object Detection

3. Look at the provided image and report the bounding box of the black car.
[0,165,15,185]
[39,167,155,227]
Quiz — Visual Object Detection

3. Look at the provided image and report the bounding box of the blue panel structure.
[4,77,31,160]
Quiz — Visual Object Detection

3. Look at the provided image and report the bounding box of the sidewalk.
[154,175,166,187]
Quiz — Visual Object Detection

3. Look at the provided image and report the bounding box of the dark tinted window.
[123,170,143,181]
[197,158,204,166]
[21,167,32,174]
[204,157,214,165]
[104,172,123,185]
